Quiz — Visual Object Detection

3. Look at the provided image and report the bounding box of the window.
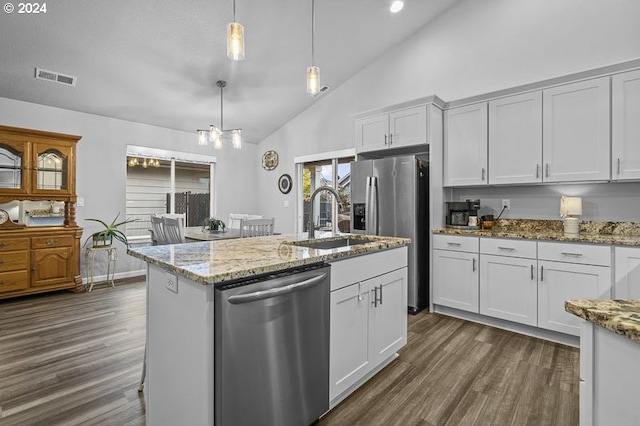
[296,150,355,233]
[125,145,216,242]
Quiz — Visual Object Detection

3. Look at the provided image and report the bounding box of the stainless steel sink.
[290,236,376,250]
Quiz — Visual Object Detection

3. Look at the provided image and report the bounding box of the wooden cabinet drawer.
[481,238,537,258]
[433,234,479,253]
[538,241,611,266]
[0,270,29,293]
[0,251,28,272]
[31,235,74,249]
[0,237,29,252]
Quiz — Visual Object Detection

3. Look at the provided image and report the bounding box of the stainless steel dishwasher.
[215,263,330,426]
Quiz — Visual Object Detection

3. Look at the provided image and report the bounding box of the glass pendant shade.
[198,130,208,146]
[232,129,242,149]
[227,22,245,60]
[307,66,320,95]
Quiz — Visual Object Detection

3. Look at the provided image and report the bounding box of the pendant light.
[196,80,242,149]
[227,0,245,60]
[307,0,320,96]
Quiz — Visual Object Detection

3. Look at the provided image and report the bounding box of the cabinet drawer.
[433,234,479,253]
[0,251,28,272]
[481,238,537,258]
[538,242,611,266]
[0,237,29,252]
[329,247,407,292]
[0,270,29,293]
[31,235,74,249]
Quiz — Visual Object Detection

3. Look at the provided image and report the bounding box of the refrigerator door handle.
[365,176,371,235]
[371,176,379,235]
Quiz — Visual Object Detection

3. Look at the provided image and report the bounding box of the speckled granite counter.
[565,299,640,344]
[433,219,640,246]
[127,233,410,285]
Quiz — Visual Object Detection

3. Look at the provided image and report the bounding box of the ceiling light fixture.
[390,0,404,13]
[197,80,242,149]
[306,0,320,96]
[227,0,245,60]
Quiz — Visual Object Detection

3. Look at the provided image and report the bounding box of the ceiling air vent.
[35,67,77,87]
[311,84,330,98]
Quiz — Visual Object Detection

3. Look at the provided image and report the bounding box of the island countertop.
[127,233,410,285]
[565,299,640,344]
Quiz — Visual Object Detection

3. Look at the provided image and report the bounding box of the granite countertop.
[433,219,640,246]
[565,300,640,344]
[127,233,410,285]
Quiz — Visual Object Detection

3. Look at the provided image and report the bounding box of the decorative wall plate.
[278,174,292,194]
[261,150,279,171]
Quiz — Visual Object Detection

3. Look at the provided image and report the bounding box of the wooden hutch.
[0,125,83,299]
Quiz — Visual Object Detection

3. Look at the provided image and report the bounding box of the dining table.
[183,227,242,241]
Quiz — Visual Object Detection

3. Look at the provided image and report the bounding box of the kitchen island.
[128,233,410,426]
[565,299,640,426]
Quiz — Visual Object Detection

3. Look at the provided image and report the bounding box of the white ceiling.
[0,0,461,144]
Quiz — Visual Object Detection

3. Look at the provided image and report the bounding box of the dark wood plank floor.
[0,280,579,426]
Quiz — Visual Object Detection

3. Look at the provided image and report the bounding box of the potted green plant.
[85,213,137,247]
[207,217,226,231]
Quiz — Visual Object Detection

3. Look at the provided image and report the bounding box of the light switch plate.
[284,200,289,208]
[165,273,178,293]
[77,197,84,207]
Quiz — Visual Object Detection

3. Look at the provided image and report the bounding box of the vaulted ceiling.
[0,0,462,143]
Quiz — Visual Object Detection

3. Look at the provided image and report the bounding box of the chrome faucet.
[308,186,341,239]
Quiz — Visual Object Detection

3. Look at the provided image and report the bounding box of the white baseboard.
[433,305,579,348]
[82,269,146,285]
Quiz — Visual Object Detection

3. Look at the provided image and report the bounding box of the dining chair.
[163,217,185,244]
[228,213,263,229]
[239,217,275,237]
[150,216,168,245]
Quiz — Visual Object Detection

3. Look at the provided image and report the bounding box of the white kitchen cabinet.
[538,248,611,336]
[479,238,538,326]
[542,77,610,182]
[488,92,543,184]
[432,235,480,313]
[444,103,488,186]
[612,69,640,181]
[328,247,408,403]
[355,105,426,154]
[614,246,640,299]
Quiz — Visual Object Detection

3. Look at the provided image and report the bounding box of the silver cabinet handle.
[531,265,534,280]
[545,163,550,178]
[389,133,393,145]
[447,242,462,246]
[498,247,515,251]
[561,252,583,257]
[618,158,621,175]
[384,134,388,146]
[481,168,486,181]
[378,284,383,305]
[472,257,477,272]
[536,164,540,179]
[228,273,327,304]
[540,265,544,281]
[372,286,378,307]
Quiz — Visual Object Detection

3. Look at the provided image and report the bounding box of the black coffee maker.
[445,199,480,228]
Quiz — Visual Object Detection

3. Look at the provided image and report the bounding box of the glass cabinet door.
[32,143,73,194]
[0,140,28,193]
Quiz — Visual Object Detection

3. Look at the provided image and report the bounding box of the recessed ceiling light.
[390,0,404,13]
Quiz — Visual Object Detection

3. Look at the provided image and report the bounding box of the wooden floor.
[0,280,579,426]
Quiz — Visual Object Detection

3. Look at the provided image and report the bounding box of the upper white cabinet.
[542,77,611,182]
[612,69,640,181]
[444,103,488,187]
[355,105,427,154]
[614,246,640,299]
[488,92,543,184]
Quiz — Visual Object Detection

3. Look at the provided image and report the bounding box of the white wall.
[0,97,258,277]
[255,0,640,232]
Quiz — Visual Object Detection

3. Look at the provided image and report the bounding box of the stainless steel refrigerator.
[350,155,429,313]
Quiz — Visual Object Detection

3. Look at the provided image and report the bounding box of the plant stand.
[85,246,118,292]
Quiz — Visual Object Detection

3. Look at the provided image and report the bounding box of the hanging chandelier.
[197,80,242,149]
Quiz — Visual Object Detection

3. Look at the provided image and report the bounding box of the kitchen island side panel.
[146,264,215,426]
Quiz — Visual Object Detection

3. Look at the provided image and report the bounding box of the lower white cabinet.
[480,254,537,326]
[433,249,479,313]
[329,249,408,403]
[614,246,640,299]
[538,261,611,336]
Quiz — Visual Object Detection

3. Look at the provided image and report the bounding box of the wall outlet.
[165,272,178,293]
[502,199,511,210]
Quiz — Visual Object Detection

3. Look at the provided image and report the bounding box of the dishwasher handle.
[228,273,328,304]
